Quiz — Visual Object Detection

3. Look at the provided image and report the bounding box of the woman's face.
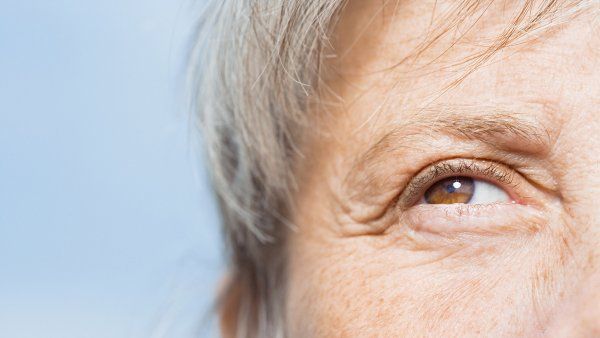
[286,1,599,336]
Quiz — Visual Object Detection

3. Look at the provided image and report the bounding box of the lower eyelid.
[400,203,545,236]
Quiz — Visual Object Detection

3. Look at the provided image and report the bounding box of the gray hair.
[189,1,596,337]
[190,1,347,336]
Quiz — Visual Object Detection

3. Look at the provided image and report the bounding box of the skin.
[284,1,599,337]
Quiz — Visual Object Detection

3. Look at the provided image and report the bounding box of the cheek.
[286,236,405,337]
[285,225,569,337]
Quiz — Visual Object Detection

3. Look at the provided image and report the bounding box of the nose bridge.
[558,110,600,248]
[573,138,600,335]
[547,113,600,336]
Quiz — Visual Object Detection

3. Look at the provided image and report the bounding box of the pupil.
[446,180,461,193]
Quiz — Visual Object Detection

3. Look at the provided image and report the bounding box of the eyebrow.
[423,111,549,150]
[352,109,551,173]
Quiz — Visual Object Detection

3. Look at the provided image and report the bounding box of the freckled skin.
[285,1,600,337]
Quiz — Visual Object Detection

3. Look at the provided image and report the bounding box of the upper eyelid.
[398,158,518,207]
[341,112,554,209]
[347,111,551,185]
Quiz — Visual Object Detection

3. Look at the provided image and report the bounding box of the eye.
[421,176,510,205]
[394,159,544,237]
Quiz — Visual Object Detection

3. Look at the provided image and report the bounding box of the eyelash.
[398,158,519,207]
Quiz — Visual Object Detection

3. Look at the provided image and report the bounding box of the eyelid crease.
[398,158,518,208]
[341,111,555,212]
[350,110,553,182]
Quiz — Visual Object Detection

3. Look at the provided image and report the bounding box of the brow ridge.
[351,109,551,177]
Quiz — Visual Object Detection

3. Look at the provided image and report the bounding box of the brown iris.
[424,177,475,204]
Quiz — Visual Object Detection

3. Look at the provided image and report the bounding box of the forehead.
[332,0,597,71]
[323,0,598,140]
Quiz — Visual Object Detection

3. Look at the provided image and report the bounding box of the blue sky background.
[0,1,223,337]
